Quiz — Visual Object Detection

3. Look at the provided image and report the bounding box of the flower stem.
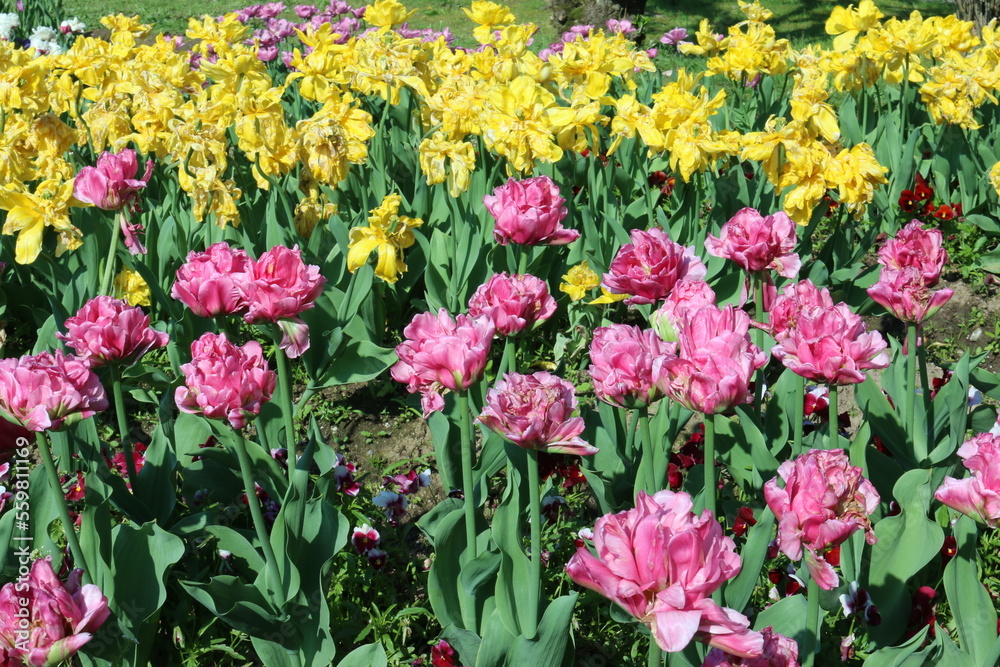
[647,641,663,667]
[703,414,716,518]
[111,367,138,492]
[274,337,298,476]
[526,447,541,640]
[906,323,923,462]
[458,391,479,630]
[37,432,91,584]
[828,384,839,449]
[753,274,767,419]
[793,373,804,456]
[804,577,820,667]
[233,433,283,602]
[99,211,124,297]
[639,406,660,493]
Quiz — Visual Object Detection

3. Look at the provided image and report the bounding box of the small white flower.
[59,17,86,34]
[0,12,19,40]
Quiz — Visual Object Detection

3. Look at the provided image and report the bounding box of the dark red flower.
[64,471,86,502]
[732,506,757,537]
[431,640,457,667]
[941,535,957,563]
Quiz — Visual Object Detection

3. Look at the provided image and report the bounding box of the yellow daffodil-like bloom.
[186,14,250,56]
[588,288,629,305]
[819,48,880,92]
[294,194,338,239]
[609,95,664,155]
[919,59,997,130]
[114,267,151,307]
[549,96,607,155]
[297,97,374,187]
[418,133,476,198]
[707,21,789,82]
[234,86,298,188]
[364,0,417,29]
[482,75,563,174]
[0,180,82,264]
[990,161,1000,198]
[560,261,601,301]
[463,1,516,44]
[423,76,488,137]
[348,194,424,283]
[471,24,540,84]
[284,25,355,102]
[0,115,35,185]
[741,117,811,188]
[825,143,887,218]
[547,31,655,100]
[665,123,739,182]
[926,15,979,55]
[789,69,841,143]
[200,48,273,97]
[860,14,935,84]
[349,31,429,104]
[679,20,727,57]
[100,14,152,38]
[825,0,883,52]
[778,141,832,224]
[738,0,773,22]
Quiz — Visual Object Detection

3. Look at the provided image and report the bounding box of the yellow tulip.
[347,194,424,283]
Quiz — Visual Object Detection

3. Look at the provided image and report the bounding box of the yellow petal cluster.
[347,194,424,283]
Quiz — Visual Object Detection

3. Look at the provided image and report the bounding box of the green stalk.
[917,328,933,443]
[273,334,298,476]
[793,373,805,456]
[906,323,923,461]
[458,392,479,630]
[639,405,659,494]
[233,432,283,601]
[703,414,716,518]
[99,211,124,297]
[518,246,529,275]
[497,336,517,380]
[753,274,767,421]
[803,577,821,667]
[626,408,640,498]
[648,641,663,667]
[828,384,839,450]
[111,367,139,492]
[526,448,542,640]
[38,432,91,584]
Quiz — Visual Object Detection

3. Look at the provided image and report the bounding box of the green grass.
[62,0,956,51]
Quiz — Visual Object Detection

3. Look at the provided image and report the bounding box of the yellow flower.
[990,161,1000,198]
[463,1,516,43]
[418,133,476,198]
[559,261,601,301]
[588,288,628,305]
[347,194,424,283]
[100,14,152,38]
[364,0,417,29]
[114,267,151,307]
[294,195,338,239]
[825,143,888,218]
[678,20,727,57]
[0,180,81,264]
[825,0,883,52]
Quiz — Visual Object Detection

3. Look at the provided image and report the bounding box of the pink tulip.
[477,372,597,455]
[650,279,716,342]
[57,296,168,367]
[602,228,707,305]
[705,208,801,278]
[768,280,834,340]
[652,305,766,414]
[867,267,953,323]
[0,557,110,667]
[702,627,800,667]
[483,176,578,246]
[243,245,326,358]
[391,309,494,417]
[72,149,153,212]
[764,449,880,590]
[171,242,252,318]
[0,350,108,432]
[771,302,889,385]
[566,490,763,657]
[467,273,557,337]
[878,220,948,287]
[174,333,277,429]
[934,433,1000,527]
[589,324,675,408]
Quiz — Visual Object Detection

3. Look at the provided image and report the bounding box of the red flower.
[941,536,957,564]
[430,640,457,667]
[64,471,86,502]
[732,507,757,537]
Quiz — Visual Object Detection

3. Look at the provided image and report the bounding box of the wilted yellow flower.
[364,0,417,29]
[418,133,476,198]
[825,0,883,52]
[348,194,424,283]
[825,143,888,218]
[114,267,151,307]
[294,195,338,239]
[559,261,601,301]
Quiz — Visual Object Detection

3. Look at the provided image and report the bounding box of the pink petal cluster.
[391,309,494,417]
[652,305,766,415]
[705,208,801,278]
[477,372,597,455]
[57,296,168,367]
[764,449,880,590]
[174,333,277,429]
[171,243,252,318]
[566,490,763,657]
[72,149,153,212]
[602,228,707,305]
[172,244,326,358]
[0,557,110,667]
[650,279,717,342]
[769,280,835,340]
[467,273,557,337]
[589,324,675,408]
[484,176,577,247]
[770,300,889,386]
[867,221,953,323]
[702,627,800,667]
[0,350,108,432]
[934,433,1000,526]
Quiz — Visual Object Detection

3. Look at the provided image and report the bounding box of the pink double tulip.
[0,350,108,432]
[566,490,763,657]
[768,280,834,340]
[171,242,252,318]
[589,324,675,408]
[867,222,953,323]
[652,305,766,415]
[602,228,707,305]
[934,433,1000,526]
[467,273,557,337]
[764,449,880,590]
[243,245,327,358]
[702,627,800,667]
[705,207,801,278]
[771,302,889,385]
[174,333,277,429]
[483,176,578,246]
[391,309,494,417]
[73,149,154,255]
[477,372,597,455]
[0,557,110,667]
[57,296,169,367]
[649,279,716,342]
